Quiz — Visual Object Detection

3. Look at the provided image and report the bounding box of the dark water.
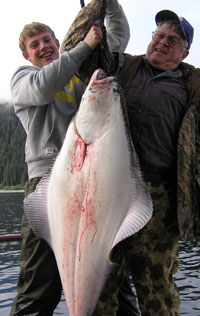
[0,193,68,316]
[0,193,200,315]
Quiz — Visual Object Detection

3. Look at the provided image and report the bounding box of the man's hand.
[83,26,102,50]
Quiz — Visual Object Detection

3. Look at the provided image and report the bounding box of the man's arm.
[11,42,91,106]
[11,27,102,107]
[106,0,130,52]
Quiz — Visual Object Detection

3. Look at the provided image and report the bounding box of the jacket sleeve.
[10,41,91,107]
[105,0,130,52]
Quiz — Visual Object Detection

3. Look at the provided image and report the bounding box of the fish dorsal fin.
[24,172,53,249]
[109,91,153,250]
[112,173,152,249]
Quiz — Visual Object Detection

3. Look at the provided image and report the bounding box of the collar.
[143,57,188,79]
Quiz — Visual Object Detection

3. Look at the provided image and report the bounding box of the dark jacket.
[117,53,200,241]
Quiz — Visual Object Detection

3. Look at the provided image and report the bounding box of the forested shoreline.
[0,103,28,189]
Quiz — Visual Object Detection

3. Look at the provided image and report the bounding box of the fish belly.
[47,109,134,315]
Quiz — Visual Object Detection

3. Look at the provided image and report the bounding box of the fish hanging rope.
[61,0,116,84]
[80,0,85,8]
[97,0,116,77]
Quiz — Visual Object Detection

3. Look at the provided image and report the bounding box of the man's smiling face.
[23,32,60,67]
[146,23,189,70]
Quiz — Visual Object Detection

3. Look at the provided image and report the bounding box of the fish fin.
[111,172,153,250]
[24,172,52,249]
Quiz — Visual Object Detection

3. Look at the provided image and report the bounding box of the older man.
[117,9,200,316]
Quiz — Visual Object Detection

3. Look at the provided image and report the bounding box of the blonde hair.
[19,22,56,52]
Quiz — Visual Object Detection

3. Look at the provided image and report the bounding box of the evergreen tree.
[0,102,28,188]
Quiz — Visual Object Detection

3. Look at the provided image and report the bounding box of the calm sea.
[0,192,200,316]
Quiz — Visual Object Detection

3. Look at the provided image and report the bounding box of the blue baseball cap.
[155,10,194,49]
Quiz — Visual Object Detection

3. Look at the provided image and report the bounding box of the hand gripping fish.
[24,69,153,316]
[61,0,116,84]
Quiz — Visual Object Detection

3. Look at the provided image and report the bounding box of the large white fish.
[24,69,153,316]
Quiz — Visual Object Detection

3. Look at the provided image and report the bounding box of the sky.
[1,0,200,102]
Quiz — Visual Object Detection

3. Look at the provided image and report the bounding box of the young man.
[9,1,130,315]
[117,10,200,315]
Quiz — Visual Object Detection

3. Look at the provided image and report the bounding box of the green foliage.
[0,103,28,188]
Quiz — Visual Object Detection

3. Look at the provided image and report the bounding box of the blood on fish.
[72,136,86,171]
[67,193,82,222]
[89,95,96,101]
[78,145,98,261]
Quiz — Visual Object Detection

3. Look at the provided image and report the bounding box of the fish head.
[88,68,109,82]
[75,69,121,144]
[86,68,116,89]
